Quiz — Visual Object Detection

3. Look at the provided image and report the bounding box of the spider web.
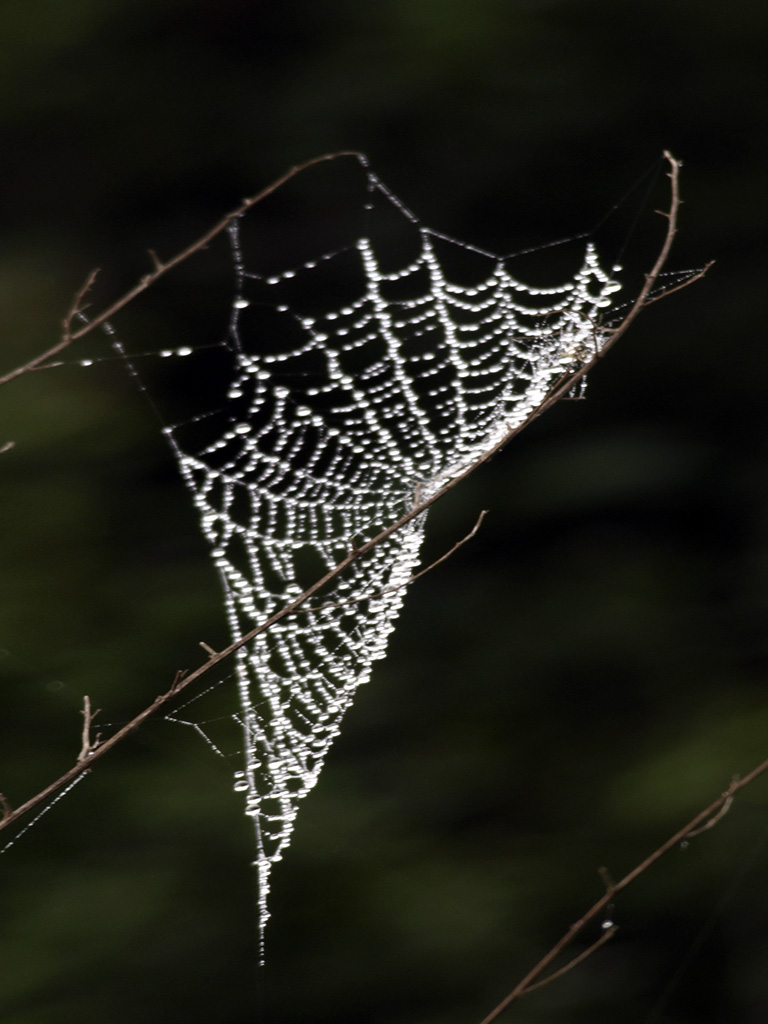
[157,156,622,956]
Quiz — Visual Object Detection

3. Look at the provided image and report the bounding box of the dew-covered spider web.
[139,155,622,957]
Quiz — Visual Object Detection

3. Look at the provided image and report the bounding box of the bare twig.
[63,269,101,342]
[643,260,715,306]
[476,774,754,1023]
[521,925,619,996]
[298,509,488,615]
[0,151,362,388]
[592,150,684,358]
[395,509,488,586]
[67,151,363,344]
[0,678,195,834]
[77,696,101,762]
[0,269,101,388]
[0,152,708,841]
[685,789,734,837]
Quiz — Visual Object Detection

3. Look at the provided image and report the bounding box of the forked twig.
[0,269,101,388]
[476,775,751,1022]
[298,509,489,615]
[643,260,715,306]
[77,696,101,763]
[685,790,734,837]
[0,151,362,388]
[521,925,618,996]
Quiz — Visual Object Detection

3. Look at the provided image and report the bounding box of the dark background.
[1,2,766,1022]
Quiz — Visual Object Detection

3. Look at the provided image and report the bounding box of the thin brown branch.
[0,268,101,387]
[299,509,488,615]
[522,925,619,996]
[67,151,362,342]
[684,789,734,837]
[476,771,761,1023]
[0,151,704,838]
[0,678,196,834]
[63,268,101,342]
[404,508,488,584]
[0,151,362,388]
[595,150,683,357]
[77,696,101,763]
[643,260,715,306]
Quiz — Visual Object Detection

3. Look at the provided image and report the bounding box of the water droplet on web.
[233,772,249,793]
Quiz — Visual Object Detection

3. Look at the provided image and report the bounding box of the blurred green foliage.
[1,1,767,1022]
